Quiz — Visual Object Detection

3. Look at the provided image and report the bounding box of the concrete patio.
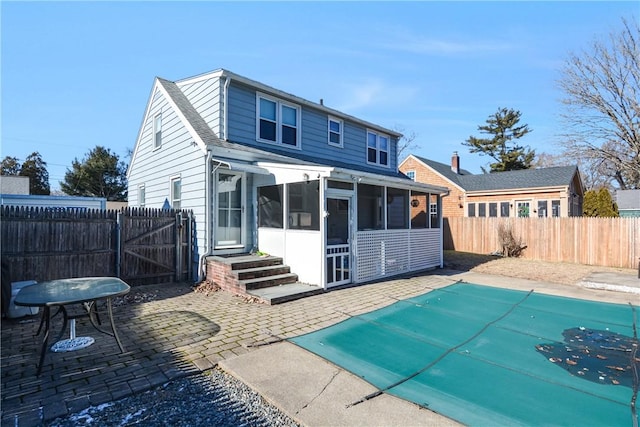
[2,269,637,426]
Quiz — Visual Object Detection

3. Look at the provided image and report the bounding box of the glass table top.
[14,277,130,307]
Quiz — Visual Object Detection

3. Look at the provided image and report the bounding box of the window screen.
[258,185,283,228]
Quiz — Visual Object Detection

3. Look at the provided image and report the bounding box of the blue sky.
[2,1,637,191]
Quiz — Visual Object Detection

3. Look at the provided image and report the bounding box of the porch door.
[326,197,351,287]
[216,171,244,248]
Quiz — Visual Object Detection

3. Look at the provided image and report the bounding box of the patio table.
[14,277,130,375]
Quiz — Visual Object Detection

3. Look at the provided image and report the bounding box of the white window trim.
[406,170,416,181]
[153,113,162,150]
[328,116,344,147]
[170,175,181,210]
[256,92,302,149]
[515,200,532,218]
[138,184,146,207]
[366,129,390,168]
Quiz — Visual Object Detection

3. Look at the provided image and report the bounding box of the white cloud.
[334,78,419,112]
[380,29,514,56]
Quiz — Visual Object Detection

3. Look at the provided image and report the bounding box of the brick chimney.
[451,151,460,174]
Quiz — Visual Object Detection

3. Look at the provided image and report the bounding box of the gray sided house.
[127,69,448,289]
[615,190,640,217]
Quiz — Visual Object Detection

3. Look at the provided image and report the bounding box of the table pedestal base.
[50,319,94,352]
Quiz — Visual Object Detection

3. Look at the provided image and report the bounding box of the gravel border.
[46,368,300,427]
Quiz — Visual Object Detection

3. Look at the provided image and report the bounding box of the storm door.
[215,171,245,248]
[326,197,351,287]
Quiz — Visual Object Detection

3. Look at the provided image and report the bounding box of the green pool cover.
[290,282,639,426]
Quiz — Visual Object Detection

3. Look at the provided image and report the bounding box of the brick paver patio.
[1,273,454,427]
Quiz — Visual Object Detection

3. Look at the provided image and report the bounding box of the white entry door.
[215,171,244,248]
[326,197,351,287]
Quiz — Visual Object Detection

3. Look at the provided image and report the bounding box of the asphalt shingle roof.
[414,155,578,191]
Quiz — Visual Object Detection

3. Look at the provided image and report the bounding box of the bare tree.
[393,126,420,160]
[558,17,640,190]
[535,152,613,190]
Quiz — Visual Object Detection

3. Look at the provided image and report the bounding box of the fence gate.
[117,208,193,286]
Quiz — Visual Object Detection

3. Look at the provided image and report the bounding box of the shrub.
[497,222,527,257]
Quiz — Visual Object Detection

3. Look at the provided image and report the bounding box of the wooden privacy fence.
[1,206,194,286]
[444,217,640,269]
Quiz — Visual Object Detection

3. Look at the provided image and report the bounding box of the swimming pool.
[291,282,639,426]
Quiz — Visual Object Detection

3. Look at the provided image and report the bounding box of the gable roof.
[177,69,403,139]
[411,155,579,192]
[460,165,580,192]
[411,155,474,189]
[132,76,411,181]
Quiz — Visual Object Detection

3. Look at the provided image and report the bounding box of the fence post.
[175,211,183,282]
[187,211,193,282]
[115,211,122,278]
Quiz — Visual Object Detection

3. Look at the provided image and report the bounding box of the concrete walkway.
[1,269,638,426]
[220,270,639,427]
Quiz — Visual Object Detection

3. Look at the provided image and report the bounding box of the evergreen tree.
[20,152,50,195]
[1,156,21,175]
[1,153,50,195]
[595,188,619,217]
[464,107,535,172]
[61,146,127,201]
[583,188,619,217]
[582,190,598,217]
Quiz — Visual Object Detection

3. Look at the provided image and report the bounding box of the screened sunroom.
[253,164,448,289]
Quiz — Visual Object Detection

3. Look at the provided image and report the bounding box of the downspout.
[198,150,213,282]
[223,75,231,141]
[440,190,449,268]
[197,76,231,281]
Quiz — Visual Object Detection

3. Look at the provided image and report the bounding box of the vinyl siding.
[127,87,209,256]
[178,77,223,138]
[226,81,399,173]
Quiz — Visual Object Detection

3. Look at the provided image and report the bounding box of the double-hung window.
[153,114,162,149]
[139,185,146,207]
[366,130,389,167]
[328,117,343,147]
[170,176,181,210]
[257,94,300,148]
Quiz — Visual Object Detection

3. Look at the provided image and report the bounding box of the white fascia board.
[218,69,403,139]
[155,79,208,154]
[256,162,332,174]
[128,80,161,178]
[331,167,449,195]
[175,69,225,87]
[211,158,270,175]
[401,155,465,193]
[257,162,449,195]
[466,185,568,197]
